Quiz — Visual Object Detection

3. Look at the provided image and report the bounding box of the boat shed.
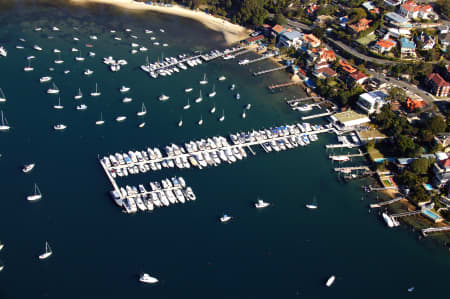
[330,109,371,128]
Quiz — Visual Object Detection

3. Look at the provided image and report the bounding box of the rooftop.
[400,38,415,49]
[349,70,369,81]
[376,37,396,49]
[281,30,303,41]
[272,24,285,34]
[427,73,450,87]
[333,110,371,124]
[385,12,409,24]
[401,0,419,12]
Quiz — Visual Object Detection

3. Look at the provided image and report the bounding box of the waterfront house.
[373,36,397,54]
[278,30,303,49]
[356,90,388,114]
[302,34,321,48]
[426,73,450,97]
[349,71,369,85]
[433,158,450,187]
[400,38,416,58]
[244,35,264,46]
[313,66,337,79]
[271,24,286,38]
[349,18,372,33]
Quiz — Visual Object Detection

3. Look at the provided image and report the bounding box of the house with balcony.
[400,38,416,58]
[277,30,303,49]
[427,73,450,97]
[433,158,450,187]
[372,36,397,54]
[302,33,321,48]
[349,71,369,85]
[356,90,388,114]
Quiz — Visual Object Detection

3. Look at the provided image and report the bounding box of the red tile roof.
[272,25,285,34]
[427,73,450,87]
[339,60,357,73]
[318,67,337,77]
[349,71,368,81]
[401,1,419,12]
[441,158,450,167]
[246,35,264,43]
[376,38,396,49]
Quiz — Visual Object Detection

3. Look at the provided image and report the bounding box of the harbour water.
[0,1,449,298]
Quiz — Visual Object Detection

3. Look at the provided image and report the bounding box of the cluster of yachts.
[109,177,196,214]
[140,53,204,78]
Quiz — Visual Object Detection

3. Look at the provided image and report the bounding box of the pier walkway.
[325,143,360,149]
[268,81,298,90]
[329,151,367,160]
[370,197,404,208]
[99,158,120,195]
[422,226,450,236]
[301,111,334,120]
[232,49,252,57]
[253,65,288,76]
[334,166,370,172]
[240,53,276,65]
[287,97,323,105]
[201,46,249,62]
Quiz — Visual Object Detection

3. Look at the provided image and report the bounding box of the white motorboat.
[220,214,231,223]
[72,48,79,52]
[326,275,335,287]
[84,69,94,76]
[122,97,132,103]
[90,83,101,96]
[53,97,64,110]
[110,64,120,72]
[38,241,52,260]
[137,103,147,116]
[208,84,216,98]
[116,116,127,122]
[210,104,216,114]
[0,46,7,57]
[382,213,394,228]
[195,90,202,103]
[178,117,183,127]
[330,155,350,162]
[40,76,52,83]
[47,83,60,94]
[139,273,158,284]
[22,163,35,173]
[218,76,226,81]
[27,183,42,201]
[163,43,168,47]
[198,115,203,126]
[183,98,191,110]
[242,110,246,119]
[53,124,67,130]
[158,94,169,101]
[255,199,269,208]
[52,26,60,31]
[89,51,96,57]
[245,103,251,110]
[199,73,208,85]
[74,88,83,100]
[185,88,193,93]
[95,112,105,125]
[89,35,98,40]
[138,122,146,128]
[75,51,85,61]
[120,85,130,93]
[33,44,42,51]
[0,110,10,131]
[145,29,153,34]
[53,48,61,53]
[0,88,6,102]
[76,104,87,110]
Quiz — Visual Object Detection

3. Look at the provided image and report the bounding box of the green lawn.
[356,34,376,46]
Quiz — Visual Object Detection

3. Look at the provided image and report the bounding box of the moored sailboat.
[38,241,52,260]
[27,183,42,201]
[96,112,105,125]
[0,110,11,131]
[137,103,147,116]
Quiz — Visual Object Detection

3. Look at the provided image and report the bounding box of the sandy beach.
[70,0,250,45]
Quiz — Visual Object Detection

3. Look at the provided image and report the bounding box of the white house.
[278,30,303,49]
[356,90,388,114]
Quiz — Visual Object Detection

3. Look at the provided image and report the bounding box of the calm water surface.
[0,1,449,298]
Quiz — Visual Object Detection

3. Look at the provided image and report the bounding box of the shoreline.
[70,0,251,45]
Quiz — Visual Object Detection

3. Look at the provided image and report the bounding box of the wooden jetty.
[253,65,288,76]
[329,151,367,160]
[240,53,275,65]
[268,81,298,90]
[390,210,422,219]
[334,166,370,172]
[370,197,403,208]
[422,226,450,236]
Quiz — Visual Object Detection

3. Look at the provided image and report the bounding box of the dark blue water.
[0,1,449,298]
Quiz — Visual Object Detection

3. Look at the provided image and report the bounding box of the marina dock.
[287,97,323,106]
[370,197,404,208]
[239,53,276,65]
[334,166,370,173]
[329,150,367,160]
[390,210,422,219]
[268,81,299,90]
[326,143,360,149]
[301,111,334,120]
[253,65,288,76]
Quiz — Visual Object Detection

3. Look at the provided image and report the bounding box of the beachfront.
[71,0,250,45]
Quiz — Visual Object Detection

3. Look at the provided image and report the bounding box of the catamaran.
[0,88,6,102]
[195,90,202,103]
[0,110,10,131]
[208,84,216,97]
[137,103,147,116]
[38,241,52,260]
[219,109,225,122]
[199,73,208,85]
[236,93,241,100]
[22,163,35,173]
[47,83,60,94]
[255,198,269,208]
[90,83,101,97]
[198,115,203,126]
[95,112,105,125]
[27,183,42,201]
[74,88,83,100]
[24,60,34,72]
[53,97,63,109]
[139,273,158,284]
[183,98,191,110]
